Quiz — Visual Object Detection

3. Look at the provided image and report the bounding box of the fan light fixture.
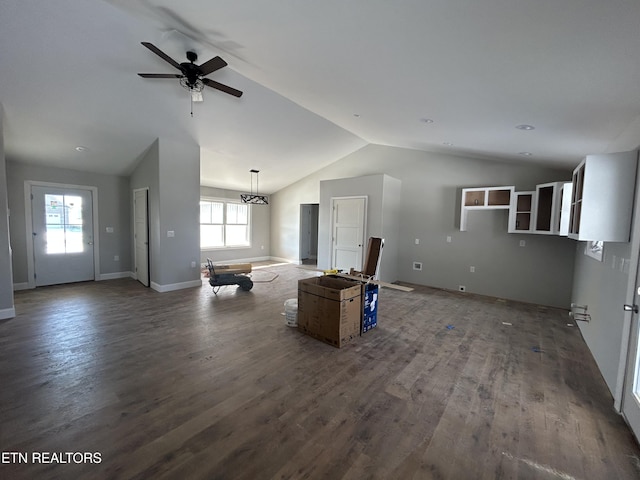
[241,169,268,205]
[180,76,204,102]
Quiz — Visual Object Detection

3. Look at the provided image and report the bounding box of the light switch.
[106,226,114,233]
[167,230,175,237]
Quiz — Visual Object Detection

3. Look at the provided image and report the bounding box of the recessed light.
[75,146,88,152]
[519,152,533,156]
[420,118,434,124]
[515,124,535,130]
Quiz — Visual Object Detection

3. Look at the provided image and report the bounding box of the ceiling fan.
[138,41,243,99]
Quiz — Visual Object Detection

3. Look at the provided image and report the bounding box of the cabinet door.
[508,191,535,233]
[534,182,566,235]
[557,182,573,236]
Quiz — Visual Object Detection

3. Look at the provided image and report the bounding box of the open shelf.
[460,186,514,231]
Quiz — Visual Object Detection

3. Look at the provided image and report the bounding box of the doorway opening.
[133,188,150,287]
[299,204,319,267]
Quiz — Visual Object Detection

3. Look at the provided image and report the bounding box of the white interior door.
[331,196,366,271]
[134,188,149,287]
[31,185,95,286]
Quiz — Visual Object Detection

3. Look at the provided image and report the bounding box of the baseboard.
[98,271,133,281]
[150,279,203,293]
[13,283,30,291]
[0,307,16,320]
[269,256,301,265]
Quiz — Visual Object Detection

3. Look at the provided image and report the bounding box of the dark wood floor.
[2,263,639,479]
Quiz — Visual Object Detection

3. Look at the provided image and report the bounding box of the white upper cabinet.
[532,181,571,235]
[460,186,514,231]
[508,191,535,233]
[568,150,638,242]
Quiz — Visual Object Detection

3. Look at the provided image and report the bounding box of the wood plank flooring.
[1,263,640,479]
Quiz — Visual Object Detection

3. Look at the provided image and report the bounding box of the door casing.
[24,180,100,288]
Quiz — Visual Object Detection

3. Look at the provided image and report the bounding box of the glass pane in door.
[45,194,84,254]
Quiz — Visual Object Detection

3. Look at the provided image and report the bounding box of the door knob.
[623,304,639,313]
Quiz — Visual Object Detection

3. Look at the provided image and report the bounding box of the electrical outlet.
[114,255,119,261]
[191,261,196,268]
[167,230,175,237]
[519,240,526,247]
[446,236,452,243]
[470,266,475,273]
[415,238,420,245]
[458,285,466,292]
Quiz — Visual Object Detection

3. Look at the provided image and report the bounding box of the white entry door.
[133,188,150,287]
[31,185,95,286]
[331,196,366,271]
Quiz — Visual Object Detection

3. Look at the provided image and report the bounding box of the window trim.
[199,197,251,250]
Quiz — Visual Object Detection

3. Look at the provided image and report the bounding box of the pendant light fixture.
[240,169,269,205]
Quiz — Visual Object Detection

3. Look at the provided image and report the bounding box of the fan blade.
[197,56,227,76]
[202,78,243,98]
[141,42,181,70]
[138,73,182,78]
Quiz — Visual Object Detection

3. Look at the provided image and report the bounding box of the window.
[44,194,85,254]
[200,199,250,248]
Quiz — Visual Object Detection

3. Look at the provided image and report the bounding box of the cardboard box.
[297,276,362,348]
[362,283,378,333]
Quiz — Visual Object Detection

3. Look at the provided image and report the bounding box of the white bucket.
[284,298,298,327]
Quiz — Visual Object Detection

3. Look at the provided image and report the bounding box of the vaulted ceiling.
[2,0,640,194]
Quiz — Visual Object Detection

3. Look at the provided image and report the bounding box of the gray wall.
[130,140,161,284]
[571,241,632,395]
[271,144,576,307]
[382,174,401,283]
[7,161,131,284]
[157,138,200,286]
[318,174,401,282]
[199,185,270,264]
[0,107,14,318]
[130,137,201,289]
